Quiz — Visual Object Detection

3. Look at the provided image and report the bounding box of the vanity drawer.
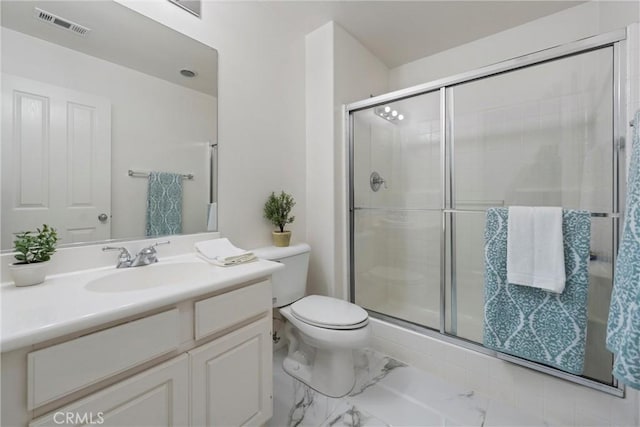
[29,355,189,427]
[27,309,180,410]
[194,280,271,340]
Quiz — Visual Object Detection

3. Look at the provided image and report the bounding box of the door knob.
[98,213,109,223]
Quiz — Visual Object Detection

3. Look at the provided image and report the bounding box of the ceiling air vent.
[33,8,91,37]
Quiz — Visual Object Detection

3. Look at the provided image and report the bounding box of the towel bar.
[128,169,194,180]
[353,207,621,218]
[441,208,619,218]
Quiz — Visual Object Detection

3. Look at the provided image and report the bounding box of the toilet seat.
[291,295,369,330]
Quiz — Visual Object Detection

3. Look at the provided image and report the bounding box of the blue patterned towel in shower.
[607,110,640,389]
[146,171,183,237]
[483,208,591,374]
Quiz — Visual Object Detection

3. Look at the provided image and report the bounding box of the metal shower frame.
[346,28,627,397]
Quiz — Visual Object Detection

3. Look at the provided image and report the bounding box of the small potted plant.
[263,191,295,247]
[9,224,58,287]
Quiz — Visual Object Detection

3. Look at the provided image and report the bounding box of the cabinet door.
[30,355,189,427]
[190,317,272,427]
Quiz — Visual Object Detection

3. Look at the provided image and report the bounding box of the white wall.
[1,27,215,240]
[305,21,389,297]
[390,1,639,90]
[305,22,335,297]
[117,0,307,250]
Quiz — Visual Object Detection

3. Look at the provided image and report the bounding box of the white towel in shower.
[506,206,566,293]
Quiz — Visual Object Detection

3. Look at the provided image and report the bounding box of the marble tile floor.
[270,347,554,427]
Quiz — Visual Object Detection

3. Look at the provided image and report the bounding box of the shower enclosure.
[347,30,627,394]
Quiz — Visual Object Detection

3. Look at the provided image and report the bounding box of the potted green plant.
[9,224,58,287]
[263,191,295,247]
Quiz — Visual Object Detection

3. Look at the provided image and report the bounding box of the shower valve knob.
[370,171,387,192]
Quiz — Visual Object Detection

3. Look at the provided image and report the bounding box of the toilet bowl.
[253,244,371,397]
[279,295,371,397]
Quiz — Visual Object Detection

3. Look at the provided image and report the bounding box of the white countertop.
[1,254,283,352]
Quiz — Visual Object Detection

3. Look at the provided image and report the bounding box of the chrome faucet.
[103,241,170,268]
[130,241,170,267]
[102,246,133,268]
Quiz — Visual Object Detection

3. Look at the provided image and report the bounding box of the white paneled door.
[1,74,111,248]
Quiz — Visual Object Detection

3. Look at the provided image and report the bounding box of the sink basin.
[85,262,212,293]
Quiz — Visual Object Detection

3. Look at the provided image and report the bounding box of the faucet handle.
[131,241,169,266]
[102,246,132,268]
[140,240,170,256]
[102,246,131,257]
[139,240,170,255]
[151,240,171,248]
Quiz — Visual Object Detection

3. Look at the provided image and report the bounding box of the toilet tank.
[253,243,310,307]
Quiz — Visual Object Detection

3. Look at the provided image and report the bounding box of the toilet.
[253,243,371,398]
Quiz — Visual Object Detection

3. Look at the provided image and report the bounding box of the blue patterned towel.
[607,111,640,389]
[145,172,183,237]
[484,208,591,374]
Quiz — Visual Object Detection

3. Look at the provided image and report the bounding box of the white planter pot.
[9,261,50,287]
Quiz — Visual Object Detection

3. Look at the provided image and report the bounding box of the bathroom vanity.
[1,252,282,426]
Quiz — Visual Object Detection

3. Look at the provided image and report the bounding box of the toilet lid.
[291,295,369,329]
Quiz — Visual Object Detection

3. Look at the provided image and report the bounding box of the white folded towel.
[507,206,566,293]
[195,238,257,267]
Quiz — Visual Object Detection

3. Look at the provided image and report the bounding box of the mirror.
[1,1,218,250]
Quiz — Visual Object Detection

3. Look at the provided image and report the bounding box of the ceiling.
[1,0,587,91]
[247,1,586,68]
[1,1,218,96]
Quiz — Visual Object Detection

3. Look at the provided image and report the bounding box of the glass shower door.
[352,91,442,330]
[448,47,615,383]
[349,33,625,390]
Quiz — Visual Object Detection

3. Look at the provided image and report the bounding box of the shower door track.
[346,28,627,397]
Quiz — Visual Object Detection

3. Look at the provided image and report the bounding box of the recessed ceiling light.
[180,69,197,78]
